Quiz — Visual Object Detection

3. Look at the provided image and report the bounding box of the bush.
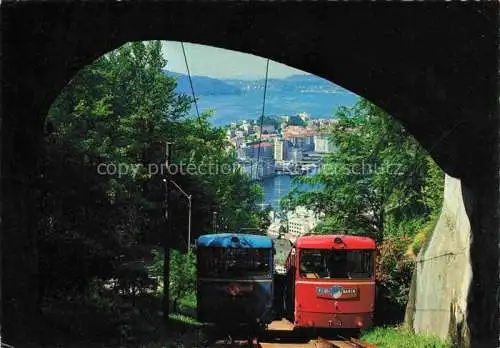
[147,248,196,304]
[375,237,414,323]
[406,217,438,259]
[170,250,196,303]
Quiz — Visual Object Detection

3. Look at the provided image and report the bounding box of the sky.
[161,41,310,80]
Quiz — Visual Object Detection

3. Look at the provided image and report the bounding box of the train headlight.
[355,317,364,327]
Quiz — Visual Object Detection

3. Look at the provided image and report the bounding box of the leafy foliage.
[148,248,196,305]
[287,115,307,127]
[40,41,266,308]
[285,99,432,242]
[376,237,414,308]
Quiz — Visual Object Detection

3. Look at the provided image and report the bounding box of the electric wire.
[253,58,270,181]
[181,42,203,129]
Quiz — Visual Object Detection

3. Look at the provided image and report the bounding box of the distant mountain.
[224,74,352,95]
[163,70,242,96]
[164,70,353,97]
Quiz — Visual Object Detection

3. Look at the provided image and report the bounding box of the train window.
[198,247,272,278]
[299,249,373,279]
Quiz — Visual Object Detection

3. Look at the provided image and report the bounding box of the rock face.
[405,174,472,346]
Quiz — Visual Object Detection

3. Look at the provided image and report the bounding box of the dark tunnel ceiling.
[2,2,498,179]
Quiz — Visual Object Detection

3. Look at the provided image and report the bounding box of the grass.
[361,326,451,348]
[169,313,202,326]
[179,293,197,308]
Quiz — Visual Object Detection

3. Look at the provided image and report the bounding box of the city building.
[238,159,274,180]
[242,123,251,132]
[274,138,292,161]
[304,136,314,152]
[234,136,244,148]
[287,206,321,236]
[261,124,276,133]
[314,135,336,153]
[289,146,303,162]
[237,146,247,160]
[286,136,314,152]
[257,133,278,142]
[248,141,274,160]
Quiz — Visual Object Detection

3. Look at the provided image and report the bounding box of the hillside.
[163,70,242,96]
[224,74,352,94]
[164,71,353,97]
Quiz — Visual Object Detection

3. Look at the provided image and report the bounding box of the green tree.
[284,99,436,242]
[42,40,267,308]
[287,115,307,127]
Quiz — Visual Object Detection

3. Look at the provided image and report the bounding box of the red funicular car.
[283,234,376,331]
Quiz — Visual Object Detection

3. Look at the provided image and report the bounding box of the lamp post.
[162,141,173,318]
[213,211,217,233]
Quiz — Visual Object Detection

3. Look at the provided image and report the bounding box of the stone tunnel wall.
[405,174,473,346]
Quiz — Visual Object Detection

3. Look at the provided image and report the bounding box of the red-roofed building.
[244,141,274,160]
[256,133,278,141]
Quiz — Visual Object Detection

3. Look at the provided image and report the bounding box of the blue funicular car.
[196,233,275,332]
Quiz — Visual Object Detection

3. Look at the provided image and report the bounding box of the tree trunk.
[163,246,171,318]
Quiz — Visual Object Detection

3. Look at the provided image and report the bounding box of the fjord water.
[258,170,323,210]
[195,89,358,126]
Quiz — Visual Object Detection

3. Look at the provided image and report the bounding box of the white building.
[274,139,285,161]
[238,159,275,180]
[287,206,321,236]
[261,124,276,133]
[234,136,244,148]
[289,146,303,162]
[314,135,336,153]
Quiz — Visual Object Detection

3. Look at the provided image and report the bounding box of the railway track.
[326,336,377,348]
[209,320,376,347]
[211,336,376,347]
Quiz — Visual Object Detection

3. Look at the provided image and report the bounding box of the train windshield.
[299,249,373,279]
[198,247,272,278]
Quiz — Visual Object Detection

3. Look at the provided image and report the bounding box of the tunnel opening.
[27,39,448,346]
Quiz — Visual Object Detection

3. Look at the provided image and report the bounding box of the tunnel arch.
[2,2,498,346]
[4,2,497,179]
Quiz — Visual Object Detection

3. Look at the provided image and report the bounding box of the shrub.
[375,237,414,323]
[147,248,196,304]
[407,217,438,259]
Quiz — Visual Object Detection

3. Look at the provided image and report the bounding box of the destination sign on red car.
[315,285,358,299]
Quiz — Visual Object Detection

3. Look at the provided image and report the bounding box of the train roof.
[294,234,376,250]
[197,233,273,248]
